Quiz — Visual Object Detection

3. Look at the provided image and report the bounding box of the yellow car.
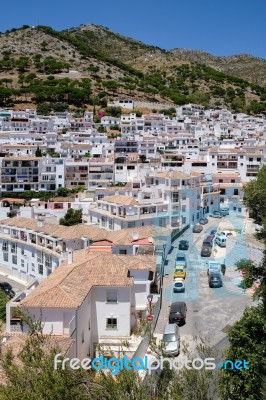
[173,265,186,279]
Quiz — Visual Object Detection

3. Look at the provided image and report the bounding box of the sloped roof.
[20,253,156,309]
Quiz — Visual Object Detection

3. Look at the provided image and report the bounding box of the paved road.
[154,217,253,353]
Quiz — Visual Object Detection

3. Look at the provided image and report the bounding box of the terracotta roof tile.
[20,253,156,309]
[102,195,138,206]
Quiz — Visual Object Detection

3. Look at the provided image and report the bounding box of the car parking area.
[154,216,256,355]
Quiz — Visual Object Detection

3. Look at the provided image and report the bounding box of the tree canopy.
[59,208,83,226]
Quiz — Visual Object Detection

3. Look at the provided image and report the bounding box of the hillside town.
[0,100,264,389]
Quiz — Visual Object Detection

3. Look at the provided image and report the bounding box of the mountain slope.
[170,49,266,87]
[0,24,265,114]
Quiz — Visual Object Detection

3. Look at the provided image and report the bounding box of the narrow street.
[154,218,254,353]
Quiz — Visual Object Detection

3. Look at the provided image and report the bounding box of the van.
[162,323,180,356]
[215,235,226,247]
[220,208,229,216]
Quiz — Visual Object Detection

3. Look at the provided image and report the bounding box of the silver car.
[162,323,180,356]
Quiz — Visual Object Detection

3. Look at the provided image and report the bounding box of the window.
[119,249,127,255]
[81,330,84,344]
[37,251,43,263]
[106,291,118,303]
[127,166,135,170]
[2,241,8,252]
[116,166,123,170]
[38,264,43,275]
[231,179,235,183]
[106,317,117,330]
[249,158,253,162]
[234,189,239,195]
[219,179,223,183]
[12,255,17,265]
[21,259,25,268]
[11,243,17,254]
[31,263,35,271]
[3,253,8,262]
[128,222,135,228]
[58,175,62,178]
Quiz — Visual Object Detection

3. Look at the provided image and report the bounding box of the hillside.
[170,49,266,87]
[0,24,265,114]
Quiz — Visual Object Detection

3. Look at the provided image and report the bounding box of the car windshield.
[175,283,183,287]
[163,334,177,342]
[176,257,185,261]
[175,268,183,272]
[211,274,220,279]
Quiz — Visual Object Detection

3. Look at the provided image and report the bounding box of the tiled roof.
[1,198,26,203]
[152,171,190,179]
[0,217,169,244]
[0,217,105,241]
[49,196,75,202]
[20,253,156,309]
[102,195,138,206]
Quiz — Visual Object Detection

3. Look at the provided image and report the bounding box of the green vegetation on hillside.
[0,25,266,113]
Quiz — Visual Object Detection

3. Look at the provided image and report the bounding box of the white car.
[173,278,185,293]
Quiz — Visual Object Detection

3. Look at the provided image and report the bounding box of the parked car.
[209,211,222,218]
[215,235,226,247]
[209,229,217,239]
[199,217,208,225]
[162,323,180,356]
[203,239,213,248]
[201,246,212,257]
[175,252,187,267]
[205,235,214,243]
[193,224,203,233]
[220,208,229,216]
[173,278,185,293]
[0,281,12,294]
[208,272,223,288]
[169,302,187,324]
[207,261,221,276]
[173,265,186,279]
[178,240,189,251]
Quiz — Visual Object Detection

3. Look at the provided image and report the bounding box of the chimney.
[67,249,73,265]
[37,215,45,228]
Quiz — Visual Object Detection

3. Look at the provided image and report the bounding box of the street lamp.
[147,294,153,315]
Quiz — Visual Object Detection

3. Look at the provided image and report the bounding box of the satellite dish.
[148,237,154,243]
[131,232,139,241]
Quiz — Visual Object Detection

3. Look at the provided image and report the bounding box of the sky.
[1,0,266,59]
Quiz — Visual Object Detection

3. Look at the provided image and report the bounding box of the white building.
[6,252,156,359]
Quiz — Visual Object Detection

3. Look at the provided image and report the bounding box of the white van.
[215,235,226,247]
